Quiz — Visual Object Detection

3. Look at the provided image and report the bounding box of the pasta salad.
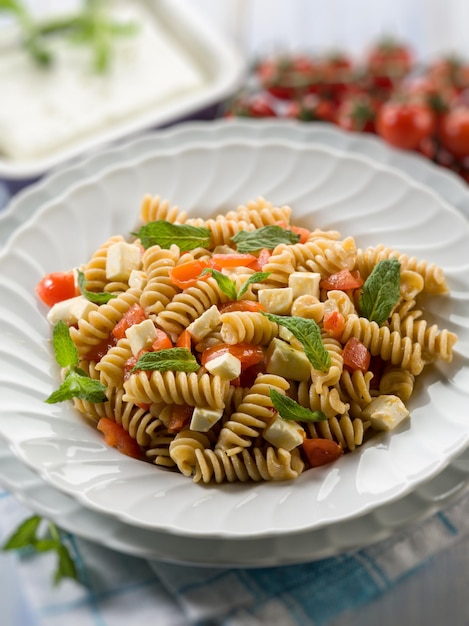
[36,196,458,484]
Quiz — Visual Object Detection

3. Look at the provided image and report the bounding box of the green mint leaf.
[2,515,41,550]
[200,268,238,301]
[133,221,212,252]
[132,348,200,373]
[54,544,79,585]
[269,389,327,422]
[262,313,331,372]
[231,225,300,253]
[77,270,116,304]
[45,369,107,404]
[237,271,271,298]
[34,538,61,552]
[359,259,401,325]
[52,321,79,369]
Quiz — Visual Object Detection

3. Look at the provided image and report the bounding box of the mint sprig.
[77,269,116,305]
[359,259,401,325]
[201,268,271,301]
[269,389,327,422]
[231,225,300,253]
[132,221,212,252]
[2,515,80,585]
[132,348,200,373]
[262,313,331,372]
[46,321,107,404]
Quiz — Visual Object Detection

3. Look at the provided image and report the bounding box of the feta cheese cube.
[125,318,158,356]
[288,272,321,299]
[362,395,410,431]
[47,295,98,325]
[263,415,305,451]
[128,269,147,290]
[258,287,293,315]
[106,242,142,282]
[205,352,241,380]
[190,406,224,432]
[186,305,221,341]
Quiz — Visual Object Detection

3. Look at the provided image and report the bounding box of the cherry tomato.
[225,94,276,118]
[256,55,319,99]
[366,39,413,83]
[342,337,371,373]
[97,417,142,459]
[302,438,343,467]
[112,304,147,340]
[376,101,436,150]
[201,343,264,370]
[438,106,469,158]
[285,94,336,123]
[35,271,77,307]
[336,94,377,133]
[320,268,363,291]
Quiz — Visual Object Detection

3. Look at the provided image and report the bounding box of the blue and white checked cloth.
[1,180,468,626]
[1,485,469,626]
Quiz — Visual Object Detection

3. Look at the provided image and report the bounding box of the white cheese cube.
[258,287,293,315]
[263,415,305,451]
[125,318,158,356]
[128,269,147,290]
[288,272,321,299]
[266,338,311,381]
[190,406,224,432]
[186,305,221,341]
[362,395,410,431]
[106,242,142,282]
[47,295,98,325]
[205,353,241,380]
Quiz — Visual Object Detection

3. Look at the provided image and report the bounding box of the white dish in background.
[0,0,243,181]
[0,131,468,540]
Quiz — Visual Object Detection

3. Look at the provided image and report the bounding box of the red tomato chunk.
[303,438,344,467]
[112,304,147,340]
[35,271,77,307]
[342,337,371,372]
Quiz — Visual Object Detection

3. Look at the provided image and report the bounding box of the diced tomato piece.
[201,343,264,370]
[251,248,271,271]
[35,271,77,307]
[152,328,173,351]
[323,310,345,339]
[169,260,212,290]
[239,361,266,387]
[136,403,151,411]
[97,417,142,459]
[303,438,343,467]
[320,269,363,291]
[86,334,116,363]
[112,304,147,340]
[166,405,193,433]
[219,300,266,313]
[342,337,371,372]
[289,225,310,244]
[369,355,385,389]
[123,349,148,379]
[176,329,192,349]
[211,253,258,268]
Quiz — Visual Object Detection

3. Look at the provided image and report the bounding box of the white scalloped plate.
[1,134,468,539]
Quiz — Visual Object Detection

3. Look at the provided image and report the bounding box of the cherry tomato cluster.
[223,39,469,182]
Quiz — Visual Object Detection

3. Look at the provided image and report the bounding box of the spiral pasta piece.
[355,245,449,294]
[155,277,229,337]
[294,381,349,419]
[216,374,290,454]
[306,413,368,451]
[169,430,210,477]
[379,366,415,402]
[81,235,125,293]
[123,370,230,409]
[140,245,180,316]
[312,334,343,393]
[220,311,278,345]
[70,287,142,357]
[184,216,256,248]
[96,337,133,389]
[139,194,187,225]
[398,316,458,363]
[340,314,424,375]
